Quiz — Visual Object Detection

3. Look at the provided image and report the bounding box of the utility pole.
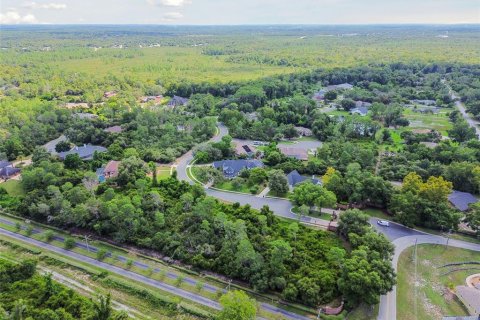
[84,235,91,252]
[414,238,418,320]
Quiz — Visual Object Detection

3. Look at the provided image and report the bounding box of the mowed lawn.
[397,244,478,320]
[0,180,25,196]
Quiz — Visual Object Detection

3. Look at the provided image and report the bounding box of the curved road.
[377,235,480,320]
[177,123,480,320]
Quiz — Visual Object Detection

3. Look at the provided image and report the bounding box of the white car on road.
[377,220,390,227]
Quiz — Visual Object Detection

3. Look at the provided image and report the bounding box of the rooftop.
[279,146,308,161]
[0,160,11,169]
[350,106,369,116]
[448,191,478,212]
[58,144,107,161]
[0,166,20,178]
[213,159,264,178]
[104,125,123,133]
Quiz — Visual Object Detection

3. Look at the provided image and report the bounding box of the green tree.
[63,237,76,250]
[337,209,370,240]
[64,153,83,169]
[448,119,476,142]
[93,294,112,320]
[268,170,289,195]
[338,248,396,306]
[218,290,257,320]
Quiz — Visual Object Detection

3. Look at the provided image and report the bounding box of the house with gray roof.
[287,170,321,190]
[213,159,264,178]
[167,95,189,107]
[448,191,478,212]
[0,160,12,170]
[0,166,20,180]
[350,106,369,116]
[58,144,107,161]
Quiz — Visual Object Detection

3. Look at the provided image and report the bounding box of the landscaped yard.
[397,244,478,320]
[291,206,333,221]
[0,180,25,197]
[213,180,263,195]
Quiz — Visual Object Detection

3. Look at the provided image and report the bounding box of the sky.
[0,0,479,25]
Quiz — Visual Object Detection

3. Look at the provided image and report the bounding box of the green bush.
[63,238,76,250]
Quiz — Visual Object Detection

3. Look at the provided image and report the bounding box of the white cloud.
[23,2,67,9]
[163,12,183,21]
[147,0,191,7]
[0,10,38,24]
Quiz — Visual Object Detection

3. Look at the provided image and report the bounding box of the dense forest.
[0,259,128,320]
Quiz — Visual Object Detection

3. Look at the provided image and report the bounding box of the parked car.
[377,220,390,227]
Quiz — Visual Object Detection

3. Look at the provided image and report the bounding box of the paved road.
[454,98,480,138]
[0,220,312,320]
[175,123,480,320]
[377,235,480,320]
[444,81,480,138]
[0,227,222,311]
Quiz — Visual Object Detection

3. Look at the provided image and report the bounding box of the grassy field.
[0,180,25,196]
[397,244,479,320]
[403,108,453,136]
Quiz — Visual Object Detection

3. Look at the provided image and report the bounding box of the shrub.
[64,238,76,250]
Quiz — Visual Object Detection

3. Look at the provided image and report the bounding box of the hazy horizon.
[1,0,479,25]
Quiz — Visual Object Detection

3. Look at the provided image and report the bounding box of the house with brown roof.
[294,126,313,137]
[234,141,256,158]
[279,146,308,161]
[104,91,117,99]
[104,160,120,179]
[139,95,164,105]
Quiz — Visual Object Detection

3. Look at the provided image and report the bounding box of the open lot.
[397,244,479,320]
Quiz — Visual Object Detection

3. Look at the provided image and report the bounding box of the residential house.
[350,106,369,116]
[139,95,163,105]
[104,125,123,133]
[213,159,264,178]
[354,101,372,108]
[294,126,313,137]
[58,144,107,161]
[234,142,256,158]
[448,190,478,212]
[0,160,12,170]
[286,170,321,190]
[411,99,436,106]
[167,95,189,107]
[64,102,89,109]
[104,91,117,99]
[73,113,98,120]
[279,147,308,161]
[313,83,354,101]
[97,160,121,182]
[0,166,20,180]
